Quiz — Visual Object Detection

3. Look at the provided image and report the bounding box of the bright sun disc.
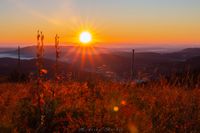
[79,31,92,44]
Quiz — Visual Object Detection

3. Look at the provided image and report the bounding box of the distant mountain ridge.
[0,46,200,80]
[2,46,200,60]
[181,48,200,53]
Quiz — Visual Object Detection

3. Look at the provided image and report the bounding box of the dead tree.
[17,46,21,81]
[55,34,60,80]
[17,45,21,75]
[131,49,135,80]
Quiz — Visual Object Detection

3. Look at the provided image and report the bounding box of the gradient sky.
[0,0,200,47]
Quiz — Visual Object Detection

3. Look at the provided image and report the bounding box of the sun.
[79,31,92,44]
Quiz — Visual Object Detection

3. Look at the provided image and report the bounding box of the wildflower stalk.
[51,34,60,98]
[36,30,46,127]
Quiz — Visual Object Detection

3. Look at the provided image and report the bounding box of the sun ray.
[71,46,82,65]
[86,47,95,69]
[80,47,86,69]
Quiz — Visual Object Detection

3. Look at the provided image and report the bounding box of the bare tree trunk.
[131,49,135,80]
[17,46,21,81]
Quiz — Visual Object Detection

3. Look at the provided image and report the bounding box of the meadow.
[0,79,200,133]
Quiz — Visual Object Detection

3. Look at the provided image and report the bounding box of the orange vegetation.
[0,80,199,132]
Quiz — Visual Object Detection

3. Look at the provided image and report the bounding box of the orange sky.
[0,0,200,47]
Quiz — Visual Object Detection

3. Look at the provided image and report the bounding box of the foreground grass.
[0,81,200,133]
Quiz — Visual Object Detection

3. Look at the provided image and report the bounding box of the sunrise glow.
[0,0,199,46]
